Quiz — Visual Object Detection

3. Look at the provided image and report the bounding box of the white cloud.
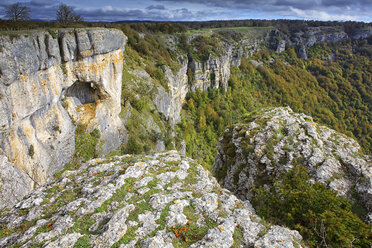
[288,7,358,21]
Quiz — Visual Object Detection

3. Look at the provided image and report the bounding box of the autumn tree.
[5,2,31,21]
[56,4,83,27]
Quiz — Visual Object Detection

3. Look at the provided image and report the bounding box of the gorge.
[0,22,371,247]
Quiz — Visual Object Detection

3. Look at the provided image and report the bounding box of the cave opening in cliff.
[64,81,100,105]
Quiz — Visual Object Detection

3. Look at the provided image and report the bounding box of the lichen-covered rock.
[214,107,371,220]
[0,28,127,208]
[0,156,33,209]
[254,225,303,248]
[0,151,305,248]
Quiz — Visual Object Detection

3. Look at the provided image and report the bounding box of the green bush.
[28,144,34,158]
[130,98,146,112]
[125,137,142,154]
[252,166,371,247]
[74,235,91,248]
[75,124,101,162]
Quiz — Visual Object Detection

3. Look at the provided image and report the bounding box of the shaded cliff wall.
[0,28,127,208]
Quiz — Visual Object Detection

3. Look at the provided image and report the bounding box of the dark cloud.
[0,0,371,22]
[77,6,217,22]
[30,0,55,7]
[77,7,147,21]
[0,1,14,8]
[146,4,166,10]
[155,0,372,8]
[155,0,372,21]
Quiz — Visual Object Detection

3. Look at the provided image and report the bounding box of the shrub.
[28,144,34,158]
[75,124,101,162]
[130,98,145,112]
[125,137,142,154]
[252,166,371,247]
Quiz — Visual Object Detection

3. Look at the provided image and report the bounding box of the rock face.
[352,29,372,39]
[155,52,234,127]
[189,52,232,92]
[287,26,350,59]
[155,36,266,126]
[0,28,127,208]
[155,56,189,126]
[0,151,305,248]
[214,107,372,222]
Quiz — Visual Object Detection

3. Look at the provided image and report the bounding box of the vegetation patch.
[252,166,371,247]
[74,235,91,248]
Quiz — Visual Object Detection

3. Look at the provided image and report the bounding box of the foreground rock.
[214,107,372,223]
[0,151,304,248]
[0,28,126,208]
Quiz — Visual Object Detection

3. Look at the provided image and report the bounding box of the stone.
[276,40,286,53]
[214,107,372,220]
[0,151,304,248]
[0,28,127,209]
[254,225,304,248]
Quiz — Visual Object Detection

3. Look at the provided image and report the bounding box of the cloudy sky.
[0,0,371,22]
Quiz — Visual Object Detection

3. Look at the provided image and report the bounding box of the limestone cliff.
[213,107,372,223]
[0,151,305,248]
[155,56,189,126]
[284,26,371,59]
[154,35,266,126]
[154,26,371,128]
[0,28,127,208]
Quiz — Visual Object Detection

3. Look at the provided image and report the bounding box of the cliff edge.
[0,151,305,248]
[0,28,127,209]
[214,107,372,223]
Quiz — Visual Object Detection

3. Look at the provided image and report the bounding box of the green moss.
[74,235,91,248]
[35,222,54,235]
[71,217,96,234]
[232,226,244,248]
[47,29,57,39]
[28,144,35,158]
[147,178,160,188]
[111,226,139,247]
[170,215,218,247]
[110,178,136,203]
[60,64,67,75]
[182,164,199,186]
[96,202,108,213]
[156,202,172,230]
[75,124,101,162]
[126,201,153,222]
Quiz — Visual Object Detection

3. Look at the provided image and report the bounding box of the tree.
[5,2,31,21]
[56,4,83,27]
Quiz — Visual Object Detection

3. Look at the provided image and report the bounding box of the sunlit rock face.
[0,28,127,208]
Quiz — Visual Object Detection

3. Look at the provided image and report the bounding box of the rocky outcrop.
[0,151,305,248]
[214,107,371,222]
[352,29,372,39]
[276,40,286,53]
[155,36,266,126]
[0,28,127,208]
[286,26,354,59]
[155,56,188,126]
[155,51,233,126]
[189,52,232,92]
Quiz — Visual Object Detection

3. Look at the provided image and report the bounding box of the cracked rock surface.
[0,151,304,248]
[214,107,371,223]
